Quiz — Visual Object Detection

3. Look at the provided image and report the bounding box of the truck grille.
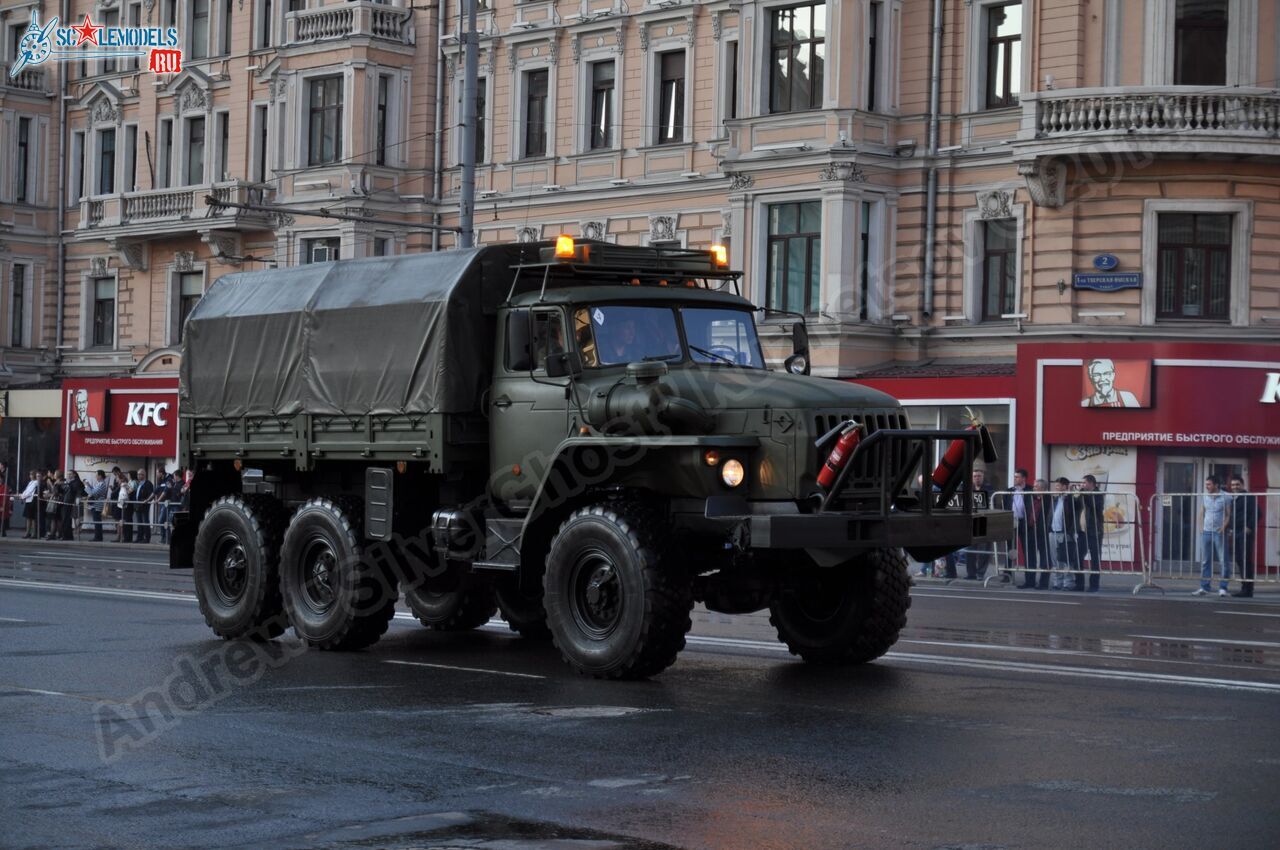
[813,409,913,504]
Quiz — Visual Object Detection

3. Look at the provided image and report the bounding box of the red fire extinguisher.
[931,406,983,487]
[818,421,864,490]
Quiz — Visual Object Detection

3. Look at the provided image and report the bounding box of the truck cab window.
[681,307,765,368]
[574,305,682,367]
[531,310,566,371]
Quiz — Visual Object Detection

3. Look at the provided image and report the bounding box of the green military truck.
[171,239,1011,679]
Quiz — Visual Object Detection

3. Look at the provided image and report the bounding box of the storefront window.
[902,403,1010,491]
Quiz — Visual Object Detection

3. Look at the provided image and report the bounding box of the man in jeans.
[1195,475,1232,597]
[1228,475,1258,598]
[86,470,109,542]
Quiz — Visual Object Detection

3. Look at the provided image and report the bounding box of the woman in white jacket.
[17,470,39,539]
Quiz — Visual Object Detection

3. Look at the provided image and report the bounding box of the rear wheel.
[279,497,397,650]
[770,547,911,664]
[493,573,552,640]
[403,562,497,631]
[192,494,287,640]
[543,502,692,679]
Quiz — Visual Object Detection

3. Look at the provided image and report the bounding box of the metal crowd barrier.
[1146,492,1275,593]
[981,490,1147,594]
[75,497,175,543]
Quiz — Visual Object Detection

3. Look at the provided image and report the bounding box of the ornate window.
[766,201,821,314]
[307,76,343,165]
[1156,213,1232,321]
[770,2,826,114]
[984,2,1022,109]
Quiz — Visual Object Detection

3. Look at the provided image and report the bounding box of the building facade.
[0,0,1277,493]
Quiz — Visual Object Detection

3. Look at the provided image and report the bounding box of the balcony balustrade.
[287,2,415,46]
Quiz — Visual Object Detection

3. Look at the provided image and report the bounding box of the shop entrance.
[1155,456,1248,565]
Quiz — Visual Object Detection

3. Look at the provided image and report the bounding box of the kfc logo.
[126,401,170,427]
[1262,373,1280,404]
[69,388,105,431]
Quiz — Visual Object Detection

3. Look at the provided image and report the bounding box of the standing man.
[86,471,109,542]
[1077,474,1105,592]
[965,469,996,580]
[1006,469,1037,588]
[1050,477,1081,590]
[1195,475,1232,597]
[134,469,155,543]
[153,471,172,545]
[1032,478,1052,589]
[1227,475,1258,598]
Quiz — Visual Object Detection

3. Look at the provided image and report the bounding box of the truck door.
[490,308,572,505]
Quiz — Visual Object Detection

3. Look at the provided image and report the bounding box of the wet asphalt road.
[2,540,1280,850]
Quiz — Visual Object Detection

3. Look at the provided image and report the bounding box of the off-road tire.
[493,574,552,640]
[769,547,912,665]
[543,502,693,679]
[404,576,497,631]
[279,496,397,650]
[192,494,288,640]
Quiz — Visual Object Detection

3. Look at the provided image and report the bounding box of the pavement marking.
[385,659,546,680]
[0,683,124,704]
[913,592,1080,606]
[1129,634,1280,649]
[0,616,29,622]
[1215,610,1280,619]
[881,651,1280,694]
[24,550,164,566]
[0,578,194,603]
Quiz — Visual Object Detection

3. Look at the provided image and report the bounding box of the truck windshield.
[574,305,764,368]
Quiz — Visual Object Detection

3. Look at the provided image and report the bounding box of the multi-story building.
[2,1,1278,551]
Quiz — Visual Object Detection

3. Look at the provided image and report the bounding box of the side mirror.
[784,321,810,375]
[506,310,533,371]
[545,351,583,379]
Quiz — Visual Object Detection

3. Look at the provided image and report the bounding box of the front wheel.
[770,547,912,665]
[543,503,692,679]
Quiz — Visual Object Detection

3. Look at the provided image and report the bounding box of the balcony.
[1013,87,1280,162]
[75,181,279,239]
[286,2,415,47]
[0,67,52,97]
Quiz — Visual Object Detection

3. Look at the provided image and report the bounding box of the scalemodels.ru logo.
[8,10,183,78]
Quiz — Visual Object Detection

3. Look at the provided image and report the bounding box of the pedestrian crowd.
[917,468,1262,598]
[1,460,189,544]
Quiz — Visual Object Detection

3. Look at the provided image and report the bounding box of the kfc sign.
[126,401,170,427]
[1263,373,1280,404]
[62,379,179,459]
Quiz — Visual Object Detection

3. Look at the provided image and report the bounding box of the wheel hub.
[570,552,623,639]
[212,534,249,604]
[301,540,339,613]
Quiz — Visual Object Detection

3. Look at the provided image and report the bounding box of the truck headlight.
[721,459,745,488]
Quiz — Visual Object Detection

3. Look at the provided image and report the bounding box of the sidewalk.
[911,572,1280,599]
[0,536,163,555]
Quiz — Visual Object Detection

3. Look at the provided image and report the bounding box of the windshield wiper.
[642,352,683,362]
[688,345,739,366]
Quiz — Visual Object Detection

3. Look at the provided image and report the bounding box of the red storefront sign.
[61,378,179,459]
[1039,359,1280,449]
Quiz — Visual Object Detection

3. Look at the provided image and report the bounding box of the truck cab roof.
[507,284,754,311]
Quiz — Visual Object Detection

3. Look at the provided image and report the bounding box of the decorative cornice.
[1018,159,1067,208]
[726,171,753,191]
[819,161,866,183]
[648,214,678,244]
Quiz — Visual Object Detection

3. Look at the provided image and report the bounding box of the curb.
[0,538,164,555]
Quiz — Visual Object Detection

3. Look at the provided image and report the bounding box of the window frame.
[9,262,29,348]
[964,0,1030,113]
[15,116,31,204]
[522,67,550,159]
[1154,213,1233,322]
[376,74,390,166]
[1173,0,1228,86]
[97,127,117,196]
[979,218,1018,322]
[1141,199,1251,327]
[763,199,823,315]
[123,124,138,193]
[962,195,1025,325]
[185,115,206,186]
[307,75,344,166]
[983,1,1022,110]
[91,277,117,349]
[177,271,205,341]
[588,59,616,151]
[302,236,342,265]
[655,49,687,145]
[191,0,211,61]
[768,1,827,115]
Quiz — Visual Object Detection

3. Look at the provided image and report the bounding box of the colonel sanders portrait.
[1081,358,1141,408]
[70,388,102,432]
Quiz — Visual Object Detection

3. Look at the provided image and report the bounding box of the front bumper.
[741,509,1014,551]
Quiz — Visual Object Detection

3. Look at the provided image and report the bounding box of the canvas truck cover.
[180,247,524,418]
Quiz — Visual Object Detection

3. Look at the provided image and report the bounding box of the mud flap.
[168,511,195,569]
